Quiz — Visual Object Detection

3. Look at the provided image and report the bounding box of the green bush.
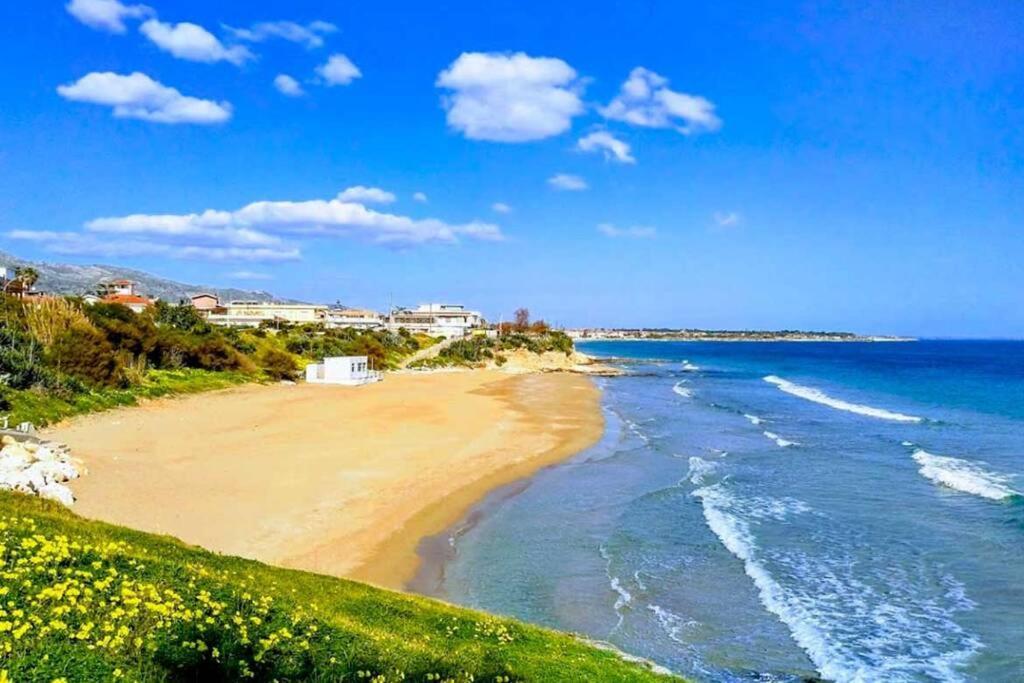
[48,324,123,387]
[259,347,299,380]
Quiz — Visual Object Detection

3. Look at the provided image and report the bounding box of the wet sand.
[49,371,603,589]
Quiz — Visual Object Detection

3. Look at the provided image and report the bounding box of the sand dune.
[50,371,602,589]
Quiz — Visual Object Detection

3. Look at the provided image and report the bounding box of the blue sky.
[0,1,1022,337]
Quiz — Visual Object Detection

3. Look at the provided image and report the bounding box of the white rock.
[27,460,79,484]
[36,483,74,507]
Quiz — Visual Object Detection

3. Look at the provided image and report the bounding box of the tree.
[513,308,530,332]
[14,267,39,292]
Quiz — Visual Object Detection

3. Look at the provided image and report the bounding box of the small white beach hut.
[305,356,382,386]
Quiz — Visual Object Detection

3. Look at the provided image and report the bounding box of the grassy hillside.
[0,492,675,682]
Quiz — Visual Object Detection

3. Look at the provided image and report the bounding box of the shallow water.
[426,341,1024,682]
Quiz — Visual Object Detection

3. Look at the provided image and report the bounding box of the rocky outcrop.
[0,435,80,506]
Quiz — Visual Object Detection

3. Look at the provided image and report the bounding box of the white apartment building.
[206,300,327,327]
[324,308,384,330]
[386,303,484,338]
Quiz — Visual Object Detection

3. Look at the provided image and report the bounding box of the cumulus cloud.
[336,186,396,204]
[66,0,152,34]
[577,130,635,164]
[412,192,428,203]
[317,54,361,86]
[713,211,741,227]
[547,173,587,191]
[601,67,720,135]
[225,20,337,49]
[491,202,512,214]
[56,71,232,124]
[140,19,253,65]
[274,74,305,97]
[436,52,585,142]
[5,230,298,262]
[597,223,656,239]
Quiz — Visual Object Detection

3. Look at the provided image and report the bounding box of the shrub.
[24,297,90,346]
[48,324,123,387]
[259,348,299,381]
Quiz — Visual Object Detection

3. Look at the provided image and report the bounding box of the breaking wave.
[672,381,693,398]
[763,431,798,448]
[912,449,1019,501]
[764,375,922,423]
[743,413,764,426]
[693,483,980,682]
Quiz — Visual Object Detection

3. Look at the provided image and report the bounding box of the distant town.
[1,266,908,342]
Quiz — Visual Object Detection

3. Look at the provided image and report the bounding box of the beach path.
[49,371,602,589]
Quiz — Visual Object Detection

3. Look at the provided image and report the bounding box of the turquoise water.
[428,341,1024,682]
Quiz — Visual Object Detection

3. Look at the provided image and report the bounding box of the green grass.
[0,492,676,682]
[3,368,256,428]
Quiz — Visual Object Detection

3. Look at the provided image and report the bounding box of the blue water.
[430,341,1024,682]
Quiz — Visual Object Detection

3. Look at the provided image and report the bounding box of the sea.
[419,340,1024,682]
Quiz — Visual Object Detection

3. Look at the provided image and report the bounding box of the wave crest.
[912,449,1019,501]
[764,375,922,423]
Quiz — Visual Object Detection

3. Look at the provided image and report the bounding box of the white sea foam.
[763,431,798,448]
[687,456,718,486]
[648,604,696,645]
[912,449,1019,501]
[623,418,650,444]
[764,375,922,423]
[743,413,764,426]
[681,361,701,372]
[672,381,693,398]
[600,544,632,631]
[693,483,981,682]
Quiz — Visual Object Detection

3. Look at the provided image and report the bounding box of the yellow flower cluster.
[0,515,323,680]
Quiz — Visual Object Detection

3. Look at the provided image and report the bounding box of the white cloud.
[4,230,298,262]
[601,67,720,135]
[317,54,361,86]
[337,186,396,204]
[225,20,337,49]
[56,71,232,124]
[713,211,741,227]
[228,270,273,280]
[412,192,428,203]
[274,74,305,97]
[66,0,152,34]
[597,223,656,239]
[436,52,585,142]
[547,173,588,191]
[577,130,635,164]
[140,19,253,65]
[491,202,512,214]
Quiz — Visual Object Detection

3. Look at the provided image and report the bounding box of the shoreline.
[48,369,604,590]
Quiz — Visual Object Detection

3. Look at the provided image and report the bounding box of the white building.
[386,303,484,338]
[305,356,382,386]
[206,301,327,327]
[324,308,384,330]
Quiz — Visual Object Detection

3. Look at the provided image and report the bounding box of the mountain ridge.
[0,251,294,304]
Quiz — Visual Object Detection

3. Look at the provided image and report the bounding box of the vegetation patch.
[0,492,675,682]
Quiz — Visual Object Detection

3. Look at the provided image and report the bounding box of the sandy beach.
[49,371,602,589]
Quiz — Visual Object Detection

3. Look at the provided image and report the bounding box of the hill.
[0,250,289,303]
[0,491,675,681]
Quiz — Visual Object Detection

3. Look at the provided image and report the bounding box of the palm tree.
[14,267,39,292]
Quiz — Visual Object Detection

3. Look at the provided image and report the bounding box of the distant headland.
[566,328,915,342]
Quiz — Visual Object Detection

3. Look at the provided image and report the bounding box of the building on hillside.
[305,356,382,386]
[94,279,154,313]
[205,300,327,327]
[97,279,138,297]
[190,293,220,312]
[386,303,484,338]
[324,308,384,330]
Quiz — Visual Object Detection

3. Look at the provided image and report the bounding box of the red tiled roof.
[103,294,152,306]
